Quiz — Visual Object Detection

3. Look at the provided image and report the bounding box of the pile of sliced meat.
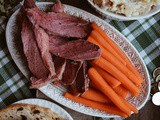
[20,0,101,95]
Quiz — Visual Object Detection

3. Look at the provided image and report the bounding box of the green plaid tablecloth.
[0,0,160,119]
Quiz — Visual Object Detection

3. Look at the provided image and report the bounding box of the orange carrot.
[64,92,128,118]
[88,68,131,116]
[90,30,126,65]
[95,67,121,88]
[90,81,138,113]
[81,88,111,103]
[114,85,129,98]
[88,36,141,86]
[92,57,140,96]
[92,23,143,84]
[119,96,138,114]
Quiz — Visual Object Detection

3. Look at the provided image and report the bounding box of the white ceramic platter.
[14,98,73,120]
[6,2,150,118]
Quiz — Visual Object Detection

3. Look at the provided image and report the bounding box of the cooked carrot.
[88,68,131,116]
[114,85,129,98]
[127,63,144,85]
[92,23,143,84]
[81,88,111,103]
[64,92,128,118]
[90,30,126,65]
[88,36,141,86]
[95,67,121,88]
[119,96,138,114]
[92,57,140,96]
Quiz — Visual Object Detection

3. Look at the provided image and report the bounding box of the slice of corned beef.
[18,0,36,28]
[61,60,83,85]
[21,18,49,79]
[26,8,92,38]
[34,25,55,78]
[30,77,52,89]
[50,40,101,61]
[51,0,64,13]
[49,34,69,47]
[23,0,36,9]
[68,61,90,96]
[52,55,66,81]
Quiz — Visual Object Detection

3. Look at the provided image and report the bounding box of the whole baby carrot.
[88,67,131,116]
[64,92,128,118]
[92,57,140,96]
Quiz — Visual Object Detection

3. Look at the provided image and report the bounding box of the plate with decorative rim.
[6,2,150,118]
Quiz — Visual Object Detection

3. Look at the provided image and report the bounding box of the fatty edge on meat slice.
[68,61,90,96]
[61,60,83,85]
[30,77,55,89]
[33,25,56,78]
[52,56,66,81]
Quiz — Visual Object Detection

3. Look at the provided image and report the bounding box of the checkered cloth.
[0,1,160,119]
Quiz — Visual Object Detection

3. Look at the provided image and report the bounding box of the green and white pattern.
[0,0,160,120]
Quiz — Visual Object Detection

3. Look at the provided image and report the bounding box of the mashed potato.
[93,0,160,17]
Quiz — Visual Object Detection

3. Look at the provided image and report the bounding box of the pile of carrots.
[64,23,144,118]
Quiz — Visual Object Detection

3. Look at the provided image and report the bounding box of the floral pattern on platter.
[6,2,150,118]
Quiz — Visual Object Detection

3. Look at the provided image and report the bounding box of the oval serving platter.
[6,2,150,118]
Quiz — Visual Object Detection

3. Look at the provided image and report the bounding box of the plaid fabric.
[0,1,160,120]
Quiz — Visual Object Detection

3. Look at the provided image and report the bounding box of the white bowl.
[87,0,160,21]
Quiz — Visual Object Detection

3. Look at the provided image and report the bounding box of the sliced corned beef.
[49,34,69,47]
[26,8,91,38]
[21,18,49,79]
[68,61,90,96]
[23,0,36,9]
[34,25,55,78]
[52,55,66,81]
[30,76,53,88]
[61,60,83,85]
[51,0,64,13]
[50,40,101,61]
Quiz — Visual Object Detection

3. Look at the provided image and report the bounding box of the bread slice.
[0,103,64,120]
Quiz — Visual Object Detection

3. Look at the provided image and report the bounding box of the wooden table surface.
[40,1,160,120]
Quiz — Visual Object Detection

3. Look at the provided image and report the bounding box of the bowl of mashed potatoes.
[88,0,160,20]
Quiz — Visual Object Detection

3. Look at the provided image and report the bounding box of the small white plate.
[14,98,73,120]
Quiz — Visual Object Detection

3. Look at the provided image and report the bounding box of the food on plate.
[91,23,144,84]
[0,103,63,120]
[50,40,101,61]
[51,0,65,13]
[92,57,140,96]
[114,85,129,99]
[27,8,92,38]
[90,30,126,65]
[61,60,83,85]
[92,0,160,17]
[95,66,121,88]
[88,67,131,116]
[20,0,144,117]
[68,61,90,96]
[81,88,111,103]
[20,0,100,88]
[63,22,144,117]
[64,92,128,118]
